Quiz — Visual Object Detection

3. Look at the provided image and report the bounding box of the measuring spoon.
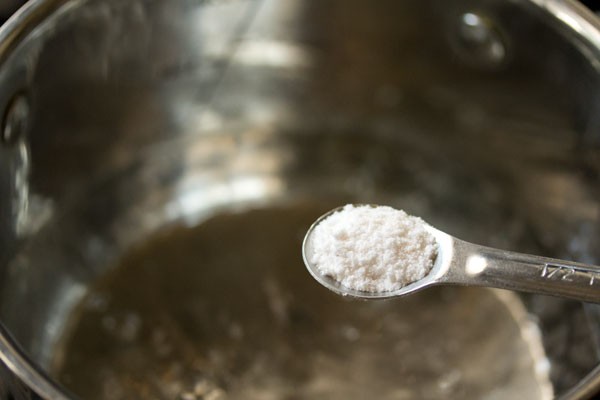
[302,207,600,302]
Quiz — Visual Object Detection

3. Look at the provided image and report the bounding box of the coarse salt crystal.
[308,204,437,293]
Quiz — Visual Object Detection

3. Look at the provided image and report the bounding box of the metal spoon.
[302,207,600,302]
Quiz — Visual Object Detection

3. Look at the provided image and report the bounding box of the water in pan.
[52,203,551,400]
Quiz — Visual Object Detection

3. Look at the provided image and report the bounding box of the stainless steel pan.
[0,0,600,398]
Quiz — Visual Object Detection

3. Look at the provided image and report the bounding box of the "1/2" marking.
[541,263,597,285]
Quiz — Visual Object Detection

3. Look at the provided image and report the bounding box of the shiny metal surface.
[0,0,597,399]
[304,210,600,302]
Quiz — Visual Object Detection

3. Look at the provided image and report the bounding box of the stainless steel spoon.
[302,207,600,302]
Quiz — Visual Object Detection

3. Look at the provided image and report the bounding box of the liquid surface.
[54,204,549,399]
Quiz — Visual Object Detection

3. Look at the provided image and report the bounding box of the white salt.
[308,204,437,293]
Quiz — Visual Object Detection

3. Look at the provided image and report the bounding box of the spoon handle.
[447,240,600,303]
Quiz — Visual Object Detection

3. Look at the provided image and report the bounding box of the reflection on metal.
[12,139,29,236]
[453,12,508,69]
[35,279,86,369]
[8,137,53,238]
[233,40,313,68]
[165,175,285,224]
[493,289,553,400]
[530,0,600,71]
[466,254,487,275]
[1,93,28,145]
